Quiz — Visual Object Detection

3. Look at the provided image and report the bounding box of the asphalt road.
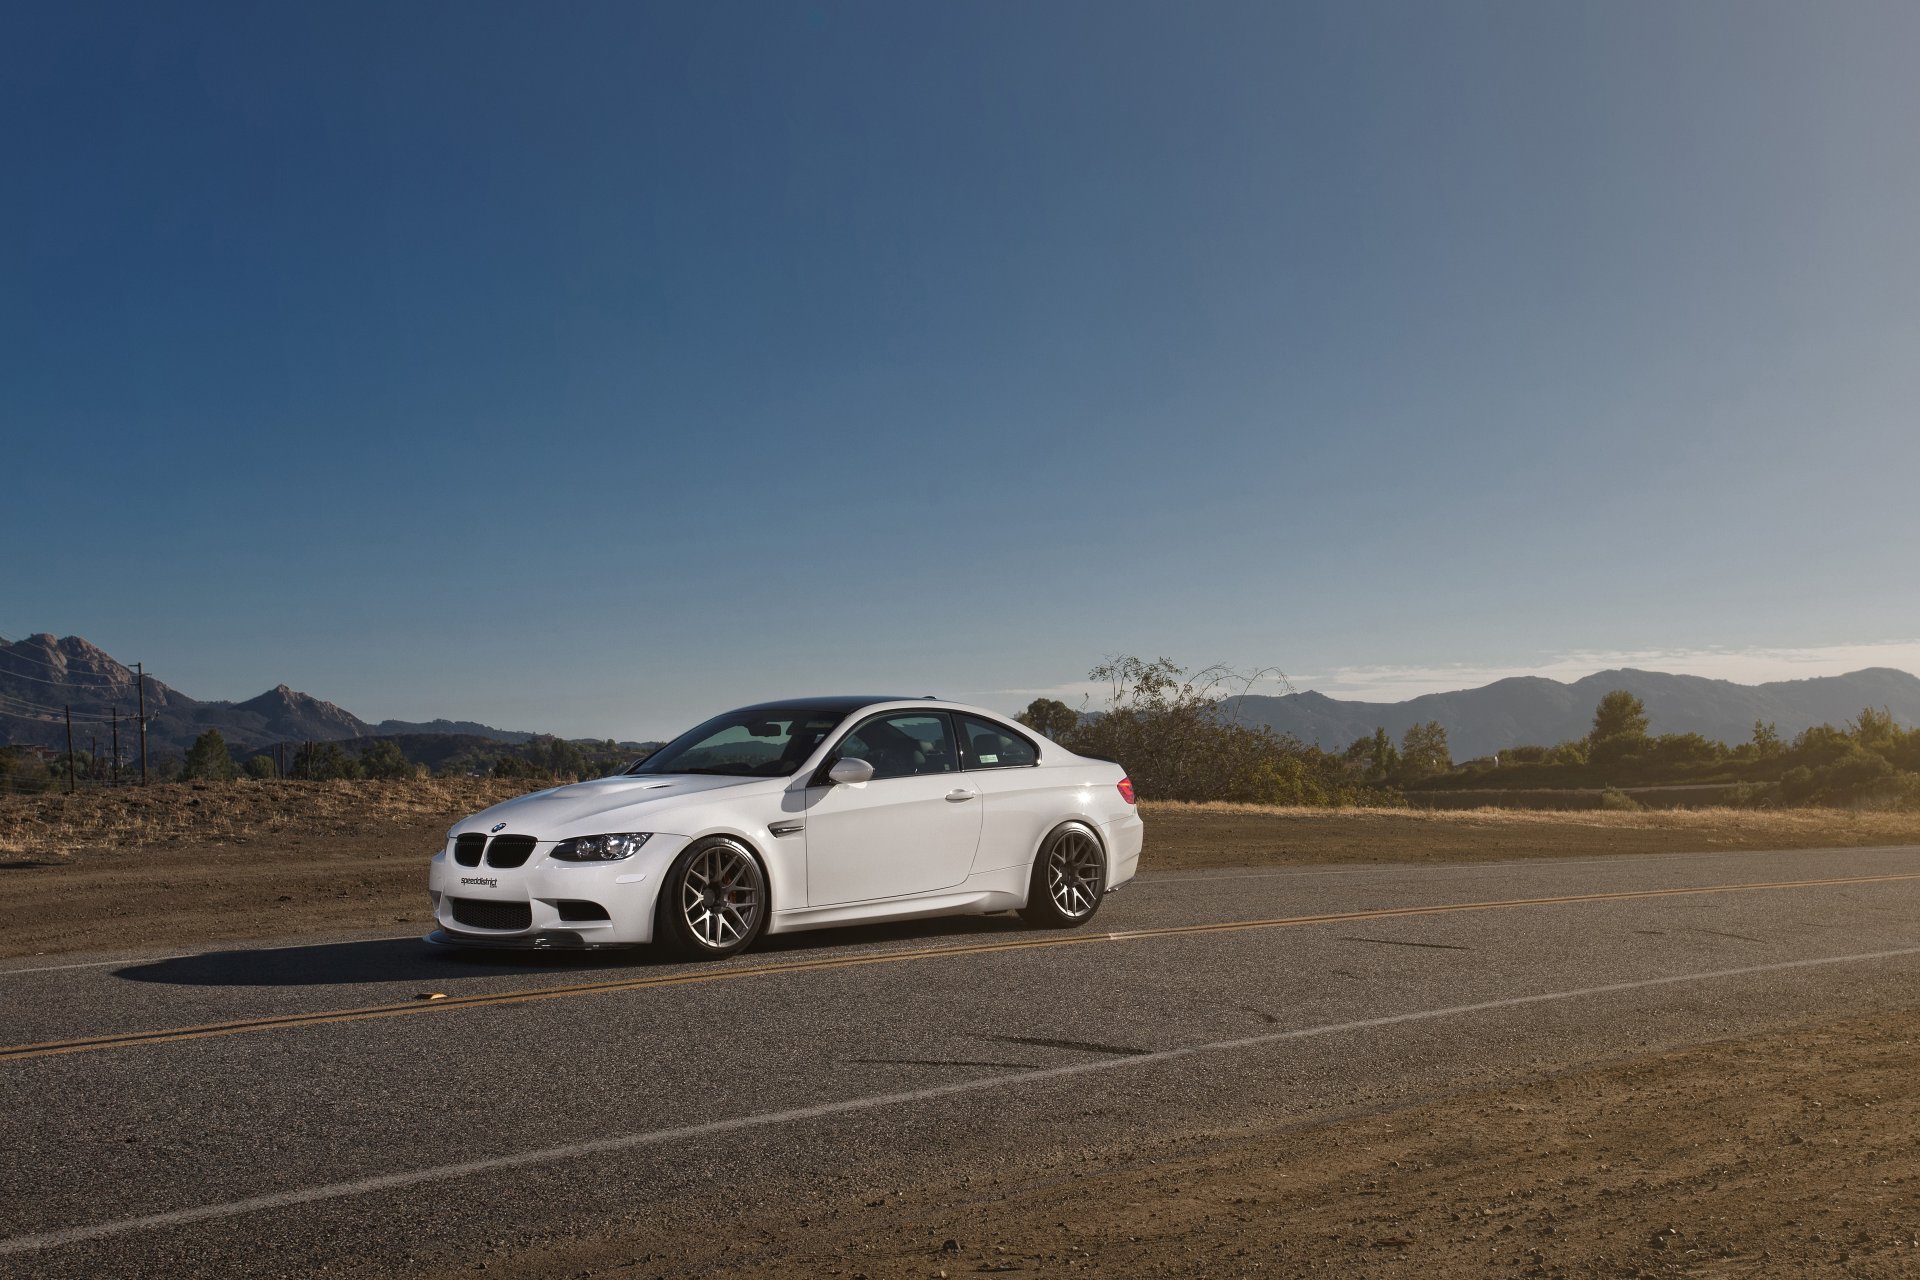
[4,844,1920,1278]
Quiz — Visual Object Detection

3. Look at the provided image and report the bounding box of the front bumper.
[426,833,690,946]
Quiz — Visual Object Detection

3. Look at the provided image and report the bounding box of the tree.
[1400,721,1451,778]
[1016,697,1080,742]
[292,741,362,780]
[1343,729,1399,780]
[1748,721,1783,759]
[1590,691,1650,743]
[181,730,237,781]
[357,739,419,780]
[243,754,277,780]
[1849,706,1900,753]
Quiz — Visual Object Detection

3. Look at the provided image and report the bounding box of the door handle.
[945,789,977,802]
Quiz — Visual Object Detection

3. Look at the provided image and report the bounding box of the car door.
[801,710,983,905]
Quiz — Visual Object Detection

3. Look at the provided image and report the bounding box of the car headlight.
[549,832,653,862]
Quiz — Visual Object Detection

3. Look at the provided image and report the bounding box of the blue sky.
[6,1,1918,738]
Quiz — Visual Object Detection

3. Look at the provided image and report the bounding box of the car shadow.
[116,914,1036,989]
[754,912,1029,954]
[115,938,642,988]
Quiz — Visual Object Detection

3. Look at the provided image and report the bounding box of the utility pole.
[111,707,120,785]
[65,705,76,796]
[135,662,148,786]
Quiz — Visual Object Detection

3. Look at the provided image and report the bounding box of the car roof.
[736,695,915,716]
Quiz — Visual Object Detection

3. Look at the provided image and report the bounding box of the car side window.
[959,715,1038,769]
[834,712,959,781]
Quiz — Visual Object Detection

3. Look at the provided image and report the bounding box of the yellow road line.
[7,870,1919,1064]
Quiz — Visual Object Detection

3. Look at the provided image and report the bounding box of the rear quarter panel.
[970,752,1131,876]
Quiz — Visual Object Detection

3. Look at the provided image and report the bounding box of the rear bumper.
[1102,810,1144,887]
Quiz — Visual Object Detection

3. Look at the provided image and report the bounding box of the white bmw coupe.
[428,696,1141,959]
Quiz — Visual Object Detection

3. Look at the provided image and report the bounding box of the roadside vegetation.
[1413,694,1920,809]
[0,730,646,795]
[1017,658,1920,811]
[1017,657,1396,807]
[4,655,1914,811]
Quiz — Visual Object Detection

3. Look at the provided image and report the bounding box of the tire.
[654,836,770,960]
[1020,822,1107,928]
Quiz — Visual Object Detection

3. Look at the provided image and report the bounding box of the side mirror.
[826,757,875,785]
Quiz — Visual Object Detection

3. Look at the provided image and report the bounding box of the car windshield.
[627,706,851,777]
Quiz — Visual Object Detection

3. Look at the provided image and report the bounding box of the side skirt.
[767,886,1027,935]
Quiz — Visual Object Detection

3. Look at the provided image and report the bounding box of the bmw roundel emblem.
[491,822,507,833]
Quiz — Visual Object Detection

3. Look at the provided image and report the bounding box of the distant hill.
[371,718,535,744]
[0,633,542,757]
[1222,667,1920,759]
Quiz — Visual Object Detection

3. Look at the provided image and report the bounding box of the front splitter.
[424,929,640,951]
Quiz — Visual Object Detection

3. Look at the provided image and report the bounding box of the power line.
[0,633,135,667]
[0,642,138,681]
[0,698,128,724]
[0,664,141,690]
[0,638,140,681]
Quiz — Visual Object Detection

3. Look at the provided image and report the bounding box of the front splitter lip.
[424,928,643,952]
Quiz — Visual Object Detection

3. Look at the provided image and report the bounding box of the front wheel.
[655,836,769,960]
[1020,822,1107,928]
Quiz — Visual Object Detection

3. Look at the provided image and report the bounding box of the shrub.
[1053,656,1389,806]
[1597,788,1643,812]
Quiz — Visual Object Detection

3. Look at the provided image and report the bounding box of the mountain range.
[0,633,540,757]
[1222,667,1920,759]
[8,632,1919,766]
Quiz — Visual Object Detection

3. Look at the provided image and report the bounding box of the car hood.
[456,773,778,837]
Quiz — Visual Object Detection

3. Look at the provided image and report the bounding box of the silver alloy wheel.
[1045,827,1103,918]
[680,843,765,949]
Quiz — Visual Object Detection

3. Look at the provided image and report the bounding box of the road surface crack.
[846,1058,1042,1069]
[990,1035,1150,1057]
[1336,936,1473,951]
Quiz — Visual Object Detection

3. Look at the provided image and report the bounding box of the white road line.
[6,943,1919,1257]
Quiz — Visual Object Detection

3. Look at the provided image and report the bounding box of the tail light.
[1116,777,1136,804]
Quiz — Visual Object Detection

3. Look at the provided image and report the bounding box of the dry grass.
[1142,799,1920,840]
[1138,800,1920,871]
[0,778,527,861]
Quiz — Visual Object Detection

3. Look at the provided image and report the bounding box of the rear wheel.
[655,836,769,960]
[1020,822,1106,928]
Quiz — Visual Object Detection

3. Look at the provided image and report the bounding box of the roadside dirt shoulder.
[457,1005,1920,1279]
[3,786,1915,959]
[1141,802,1920,871]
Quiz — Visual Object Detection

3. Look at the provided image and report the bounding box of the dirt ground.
[3,784,1919,960]
[445,1005,1920,1280]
